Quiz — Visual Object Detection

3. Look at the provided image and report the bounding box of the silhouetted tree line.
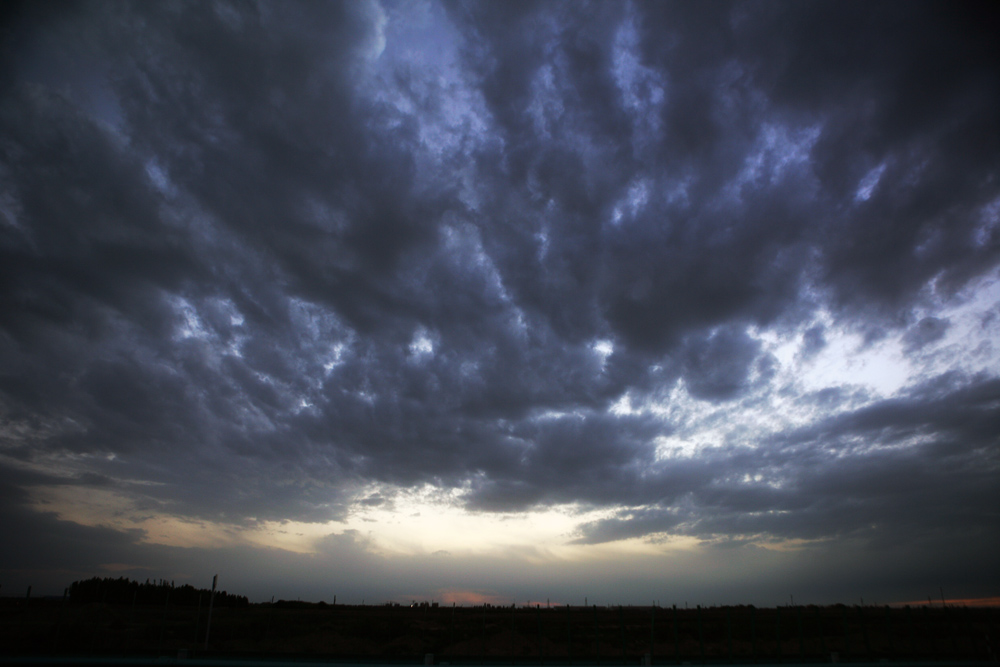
[68,576,248,607]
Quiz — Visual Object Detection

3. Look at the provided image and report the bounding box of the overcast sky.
[1,0,998,606]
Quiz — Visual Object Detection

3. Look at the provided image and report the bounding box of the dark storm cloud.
[799,325,826,358]
[1,0,999,597]
[903,316,950,351]
[680,326,767,401]
[463,410,664,512]
[453,0,999,348]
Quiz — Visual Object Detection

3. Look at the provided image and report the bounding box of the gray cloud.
[903,316,950,351]
[681,326,766,401]
[1,0,998,602]
[800,325,826,358]
[573,372,999,552]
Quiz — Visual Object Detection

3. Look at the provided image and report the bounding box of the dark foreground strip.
[2,660,999,667]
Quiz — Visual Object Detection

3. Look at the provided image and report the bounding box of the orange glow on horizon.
[434,589,511,606]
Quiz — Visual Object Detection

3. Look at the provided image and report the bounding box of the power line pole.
[204,575,218,650]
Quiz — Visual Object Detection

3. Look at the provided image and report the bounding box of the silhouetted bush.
[67,576,248,607]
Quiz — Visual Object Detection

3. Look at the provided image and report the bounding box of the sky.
[0,0,998,607]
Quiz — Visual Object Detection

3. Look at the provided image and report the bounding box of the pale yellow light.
[26,479,705,565]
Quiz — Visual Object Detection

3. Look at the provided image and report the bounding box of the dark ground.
[1,598,997,664]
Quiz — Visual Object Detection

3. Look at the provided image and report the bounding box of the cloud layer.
[1,0,998,602]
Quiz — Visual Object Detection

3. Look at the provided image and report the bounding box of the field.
[1,598,997,663]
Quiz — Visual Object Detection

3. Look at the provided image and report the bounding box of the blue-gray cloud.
[1,0,998,601]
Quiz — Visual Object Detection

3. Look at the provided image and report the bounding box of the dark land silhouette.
[0,578,997,663]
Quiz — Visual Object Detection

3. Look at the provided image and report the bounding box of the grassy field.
[1,598,997,663]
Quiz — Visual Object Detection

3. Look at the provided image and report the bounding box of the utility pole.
[204,575,218,650]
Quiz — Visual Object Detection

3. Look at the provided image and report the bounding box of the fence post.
[650,604,655,666]
[595,604,601,665]
[158,585,171,654]
[193,592,201,645]
[726,607,732,662]
[204,575,217,651]
[775,606,781,663]
[815,605,827,660]
[964,606,974,659]
[842,606,850,661]
[697,605,704,664]
[949,605,959,656]
[797,606,804,661]
[620,605,626,665]
[859,605,871,658]
[672,605,678,664]
[539,603,544,664]
[567,604,572,664]
[884,605,893,657]
[906,605,914,658]
[128,589,137,652]
[510,603,515,659]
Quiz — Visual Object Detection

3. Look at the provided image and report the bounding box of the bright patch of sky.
[924,269,1000,372]
[975,195,1000,248]
[144,158,175,197]
[611,178,651,226]
[652,434,700,460]
[611,11,666,153]
[169,296,202,340]
[369,0,492,191]
[23,472,664,564]
[793,324,909,396]
[528,63,565,140]
[855,162,887,201]
[591,339,614,368]
[614,272,999,467]
[409,326,435,360]
[166,295,248,362]
[340,484,665,561]
[725,122,821,203]
[323,342,348,375]
[801,275,999,396]
[440,220,513,306]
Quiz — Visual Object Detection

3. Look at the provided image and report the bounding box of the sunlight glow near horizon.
[341,491,635,560]
[16,272,996,565]
[26,474,705,567]
[25,469,824,593]
[2,0,998,610]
